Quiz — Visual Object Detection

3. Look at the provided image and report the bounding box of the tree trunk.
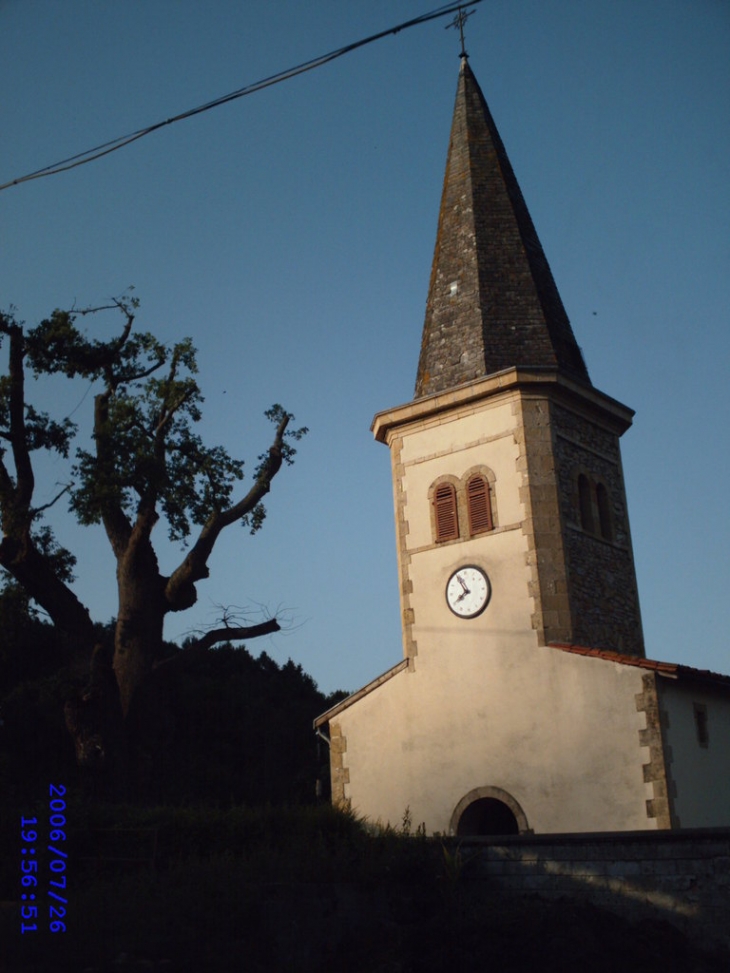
[113,533,167,715]
[64,642,129,801]
[110,542,174,801]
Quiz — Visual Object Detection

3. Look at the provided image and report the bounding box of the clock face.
[446,566,491,619]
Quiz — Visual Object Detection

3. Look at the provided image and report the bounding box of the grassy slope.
[1,804,727,973]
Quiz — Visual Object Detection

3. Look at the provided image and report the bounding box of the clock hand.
[457,575,470,594]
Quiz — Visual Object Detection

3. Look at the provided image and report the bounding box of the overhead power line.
[1,1,484,193]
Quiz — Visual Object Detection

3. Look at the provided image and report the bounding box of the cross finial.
[447,5,474,59]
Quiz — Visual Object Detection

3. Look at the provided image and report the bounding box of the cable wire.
[1,1,484,193]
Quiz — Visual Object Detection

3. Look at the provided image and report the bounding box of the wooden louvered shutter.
[434,483,459,541]
[466,475,493,535]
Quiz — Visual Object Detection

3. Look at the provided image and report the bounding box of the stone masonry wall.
[328,721,350,809]
[517,395,573,646]
[551,401,644,656]
[460,829,730,953]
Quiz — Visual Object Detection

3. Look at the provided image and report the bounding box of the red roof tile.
[549,642,730,688]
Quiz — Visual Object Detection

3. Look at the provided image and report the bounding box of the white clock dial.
[446,566,491,619]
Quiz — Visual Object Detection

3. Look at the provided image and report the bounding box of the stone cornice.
[372,368,635,444]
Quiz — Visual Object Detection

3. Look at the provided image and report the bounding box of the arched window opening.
[456,798,519,836]
[596,482,612,541]
[466,474,493,535]
[578,474,594,534]
[434,483,459,541]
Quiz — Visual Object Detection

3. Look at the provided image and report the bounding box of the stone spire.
[415,59,591,398]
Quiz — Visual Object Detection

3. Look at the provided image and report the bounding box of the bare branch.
[75,302,131,317]
[184,618,281,652]
[31,482,72,518]
[111,358,166,388]
[151,616,280,680]
[77,298,136,379]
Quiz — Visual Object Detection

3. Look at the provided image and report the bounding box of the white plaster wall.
[337,646,653,834]
[398,391,532,659]
[659,679,730,827]
[397,399,517,468]
[408,534,535,656]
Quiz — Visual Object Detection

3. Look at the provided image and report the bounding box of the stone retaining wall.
[459,828,730,951]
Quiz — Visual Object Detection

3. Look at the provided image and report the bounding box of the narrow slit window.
[693,703,709,748]
[578,474,594,534]
[466,475,493,535]
[596,483,612,541]
[434,483,459,541]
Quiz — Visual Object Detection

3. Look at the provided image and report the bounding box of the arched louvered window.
[578,474,594,533]
[434,483,459,541]
[596,482,612,541]
[466,474,493,535]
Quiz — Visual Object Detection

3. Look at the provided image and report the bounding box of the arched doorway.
[456,797,518,836]
[450,786,529,836]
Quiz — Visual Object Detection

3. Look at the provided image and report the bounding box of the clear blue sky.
[1,1,728,694]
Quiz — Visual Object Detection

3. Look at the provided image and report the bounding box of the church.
[314,56,730,836]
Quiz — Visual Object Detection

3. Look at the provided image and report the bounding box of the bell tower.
[315,53,730,839]
[373,58,644,659]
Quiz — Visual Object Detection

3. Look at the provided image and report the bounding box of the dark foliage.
[137,643,344,805]
[0,587,346,807]
[0,589,78,803]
